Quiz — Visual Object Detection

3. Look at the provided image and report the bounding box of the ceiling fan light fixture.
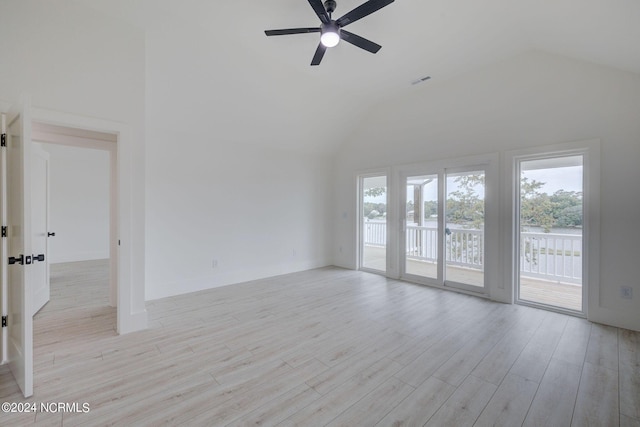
[264,0,396,65]
[320,24,340,47]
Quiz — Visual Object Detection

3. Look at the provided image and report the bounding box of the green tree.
[550,190,582,228]
[520,177,554,232]
[423,200,438,219]
[364,187,386,198]
[364,187,387,219]
[363,202,386,218]
[445,174,485,264]
[406,200,414,214]
[446,174,485,229]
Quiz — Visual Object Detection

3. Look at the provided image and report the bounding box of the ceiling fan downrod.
[324,0,337,16]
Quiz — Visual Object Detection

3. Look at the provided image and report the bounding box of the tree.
[423,200,438,219]
[364,187,386,198]
[520,177,554,232]
[367,210,380,219]
[363,202,386,218]
[550,190,582,228]
[445,174,485,264]
[364,187,387,219]
[446,174,485,229]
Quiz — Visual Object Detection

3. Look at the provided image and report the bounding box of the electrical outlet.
[212,259,218,268]
[621,286,633,299]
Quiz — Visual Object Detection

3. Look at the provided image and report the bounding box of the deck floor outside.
[364,246,582,311]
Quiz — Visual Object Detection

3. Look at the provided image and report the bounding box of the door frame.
[442,165,490,293]
[505,140,600,318]
[399,167,443,285]
[32,125,117,309]
[29,107,147,334]
[397,153,499,296]
[357,169,390,275]
[30,142,50,315]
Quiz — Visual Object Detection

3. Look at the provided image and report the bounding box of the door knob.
[47,232,56,237]
[33,254,45,262]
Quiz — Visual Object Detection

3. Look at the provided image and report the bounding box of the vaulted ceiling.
[81,0,640,154]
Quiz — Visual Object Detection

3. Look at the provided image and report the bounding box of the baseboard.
[588,306,640,332]
[118,309,148,335]
[146,259,332,301]
[50,252,110,264]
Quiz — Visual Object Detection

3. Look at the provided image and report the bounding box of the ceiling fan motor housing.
[264,0,395,65]
[324,0,337,14]
[322,22,340,35]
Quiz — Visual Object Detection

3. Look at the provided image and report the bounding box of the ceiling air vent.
[411,76,432,86]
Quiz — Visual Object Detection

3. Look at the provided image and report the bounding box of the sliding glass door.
[445,169,485,289]
[402,166,487,292]
[405,174,439,280]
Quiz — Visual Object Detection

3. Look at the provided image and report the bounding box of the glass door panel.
[518,155,584,312]
[445,170,485,288]
[361,175,387,272]
[405,175,438,279]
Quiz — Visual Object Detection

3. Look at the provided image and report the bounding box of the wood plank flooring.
[0,260,638,426]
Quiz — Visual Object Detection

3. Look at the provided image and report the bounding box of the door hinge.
[2,316,7,328]
[1,133,6,147]
[1,226,6,238]
[8,254,24,265]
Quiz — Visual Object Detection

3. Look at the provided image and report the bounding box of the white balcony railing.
[363,221,387,246]
[520,232,582,284]
[363,220,582,284]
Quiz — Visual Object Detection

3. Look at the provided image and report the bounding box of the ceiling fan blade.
[340,30,381,53]
[311,43,327,66]
[336,0,394,27]
[307,0,331,24]
[265,28,320,36]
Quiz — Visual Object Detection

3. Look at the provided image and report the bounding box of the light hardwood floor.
[1,260,638,426]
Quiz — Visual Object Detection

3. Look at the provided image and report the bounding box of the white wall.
[38,144,110,264]
[0,0,147,331]
[145,127,333,300]
[333,51,640,331]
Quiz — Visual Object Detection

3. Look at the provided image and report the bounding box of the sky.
[522,166,583,194]
[365,165,583,205]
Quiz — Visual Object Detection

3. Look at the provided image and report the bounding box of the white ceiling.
[80,0,640,154]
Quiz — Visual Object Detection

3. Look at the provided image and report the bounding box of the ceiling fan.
[265,0,395,66]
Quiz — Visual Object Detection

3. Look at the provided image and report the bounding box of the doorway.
[404,174,438,280]
[31,123,118,313]
[516,154,585,313]
[1,102,145,397]
[401,165,489,293]
[444,168,486,290]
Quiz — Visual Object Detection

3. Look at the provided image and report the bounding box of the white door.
[31,144,50,315]
[2,100,34,398]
